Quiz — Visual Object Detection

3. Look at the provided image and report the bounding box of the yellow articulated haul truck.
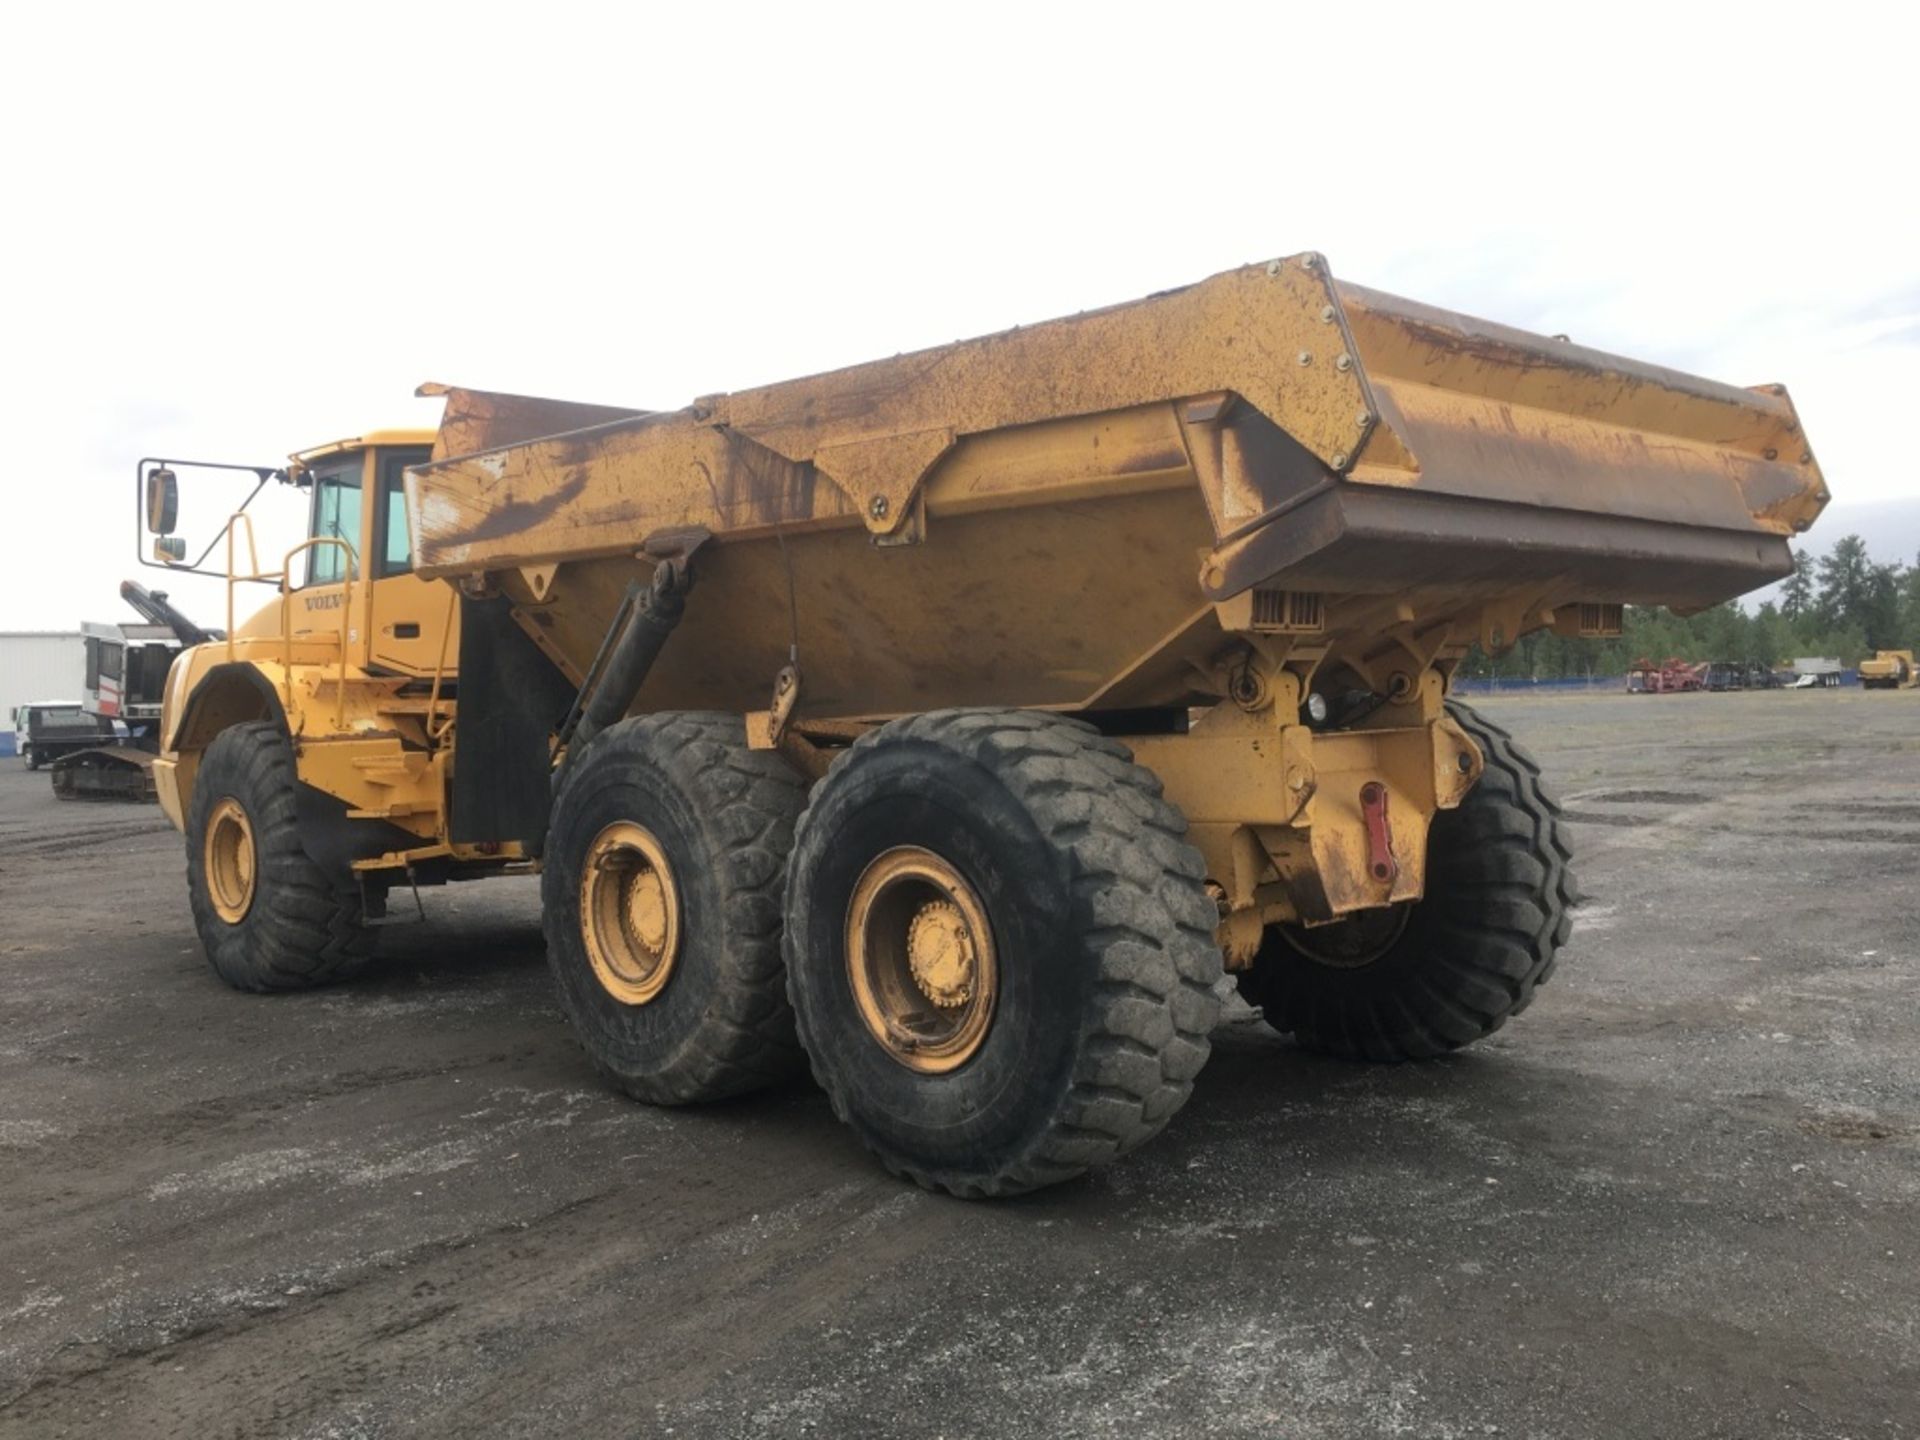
[140,253,1828,1196]
[1858,650,1917,690]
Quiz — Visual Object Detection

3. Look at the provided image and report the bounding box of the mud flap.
[449,595,575,852]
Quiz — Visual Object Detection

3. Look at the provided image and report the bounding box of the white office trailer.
[2,632,85,757]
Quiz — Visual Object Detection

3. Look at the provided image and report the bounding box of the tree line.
[1459,535,1920,681]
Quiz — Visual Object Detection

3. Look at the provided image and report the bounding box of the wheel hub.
[846,847,998,1073]
[1279,902,1411,969]
[625,869,671,956]
[580,822,681,1006]
[204,797,257,924]
[907,900,976,1008]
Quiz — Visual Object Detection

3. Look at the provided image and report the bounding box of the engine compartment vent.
[1250,589,1325,634]
[1576,602,1624,638]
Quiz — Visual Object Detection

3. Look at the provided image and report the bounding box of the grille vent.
[1250,589,1325,634]
[1577,602,1623,638]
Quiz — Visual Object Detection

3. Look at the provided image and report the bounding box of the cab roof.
[289,429,439,472]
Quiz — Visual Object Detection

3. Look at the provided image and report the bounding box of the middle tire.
[542,712,808,1104]
[783,709,1223,1198]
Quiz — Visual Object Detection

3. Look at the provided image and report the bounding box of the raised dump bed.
[151,252,1831,1197]
[412,258,1824,726]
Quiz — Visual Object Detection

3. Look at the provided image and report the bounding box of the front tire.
[783,709,1223,1198]
[185,722,376,992]
[542,712,808,1104]
[1237,701,1576,1061]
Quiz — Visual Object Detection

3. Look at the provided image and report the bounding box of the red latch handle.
[1359,781,1397,885]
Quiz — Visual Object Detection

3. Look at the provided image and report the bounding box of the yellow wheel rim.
[846,846,998,1074]
[580,822,681,1006]
[204,797,257,924]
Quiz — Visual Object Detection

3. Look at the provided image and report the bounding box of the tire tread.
[186,721,375,992]
[544,712,808,1104]
[788,708,1223,1197]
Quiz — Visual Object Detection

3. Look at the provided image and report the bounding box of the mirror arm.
[134,457,292,581]
[182,471,274,571]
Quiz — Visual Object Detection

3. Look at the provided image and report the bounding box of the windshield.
[307,456,363,585]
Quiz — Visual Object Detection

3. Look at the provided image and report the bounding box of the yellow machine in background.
[1859,650,1918,689]
[143,251,1829,1194]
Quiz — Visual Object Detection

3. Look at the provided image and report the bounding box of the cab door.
[365,446,456,676]
[290,452,363,640]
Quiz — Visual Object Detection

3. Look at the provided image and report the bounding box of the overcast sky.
[3,2,1914,631]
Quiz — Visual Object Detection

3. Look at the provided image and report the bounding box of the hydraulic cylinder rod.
[566,554,690,760]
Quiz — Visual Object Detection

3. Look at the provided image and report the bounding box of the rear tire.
[186,722,377,992]
[1237,701,1576,1061]
[783,709,1223,1198]
[542,712,808,1104]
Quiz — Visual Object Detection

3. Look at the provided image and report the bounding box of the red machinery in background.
[1626,657,1707,694]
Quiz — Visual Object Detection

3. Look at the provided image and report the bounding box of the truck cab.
[137,427,471,867]
[80,619,179,735]
[16,701,115,770]
[226,431,451,678]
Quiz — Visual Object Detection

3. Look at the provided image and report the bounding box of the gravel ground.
[1,690,1916,1438]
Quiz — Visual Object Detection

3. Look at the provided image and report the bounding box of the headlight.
[1305,692,1330,725]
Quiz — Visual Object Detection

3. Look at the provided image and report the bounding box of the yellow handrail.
[223,512,269,663]
[424,585,458,743]
[277,537,357,733]
[218,515,358,733]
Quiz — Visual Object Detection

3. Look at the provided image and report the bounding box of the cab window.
[374,447,431,577]
[307,457,363,585]
[382,484,410,573]
[85,637,122,687]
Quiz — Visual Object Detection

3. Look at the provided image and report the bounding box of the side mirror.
[153,536,187,564]
[146,467,179,534]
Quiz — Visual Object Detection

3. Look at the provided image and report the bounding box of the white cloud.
[3,0,1915,628]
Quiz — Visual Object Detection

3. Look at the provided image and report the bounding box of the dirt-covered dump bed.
[405,253,1827,720]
